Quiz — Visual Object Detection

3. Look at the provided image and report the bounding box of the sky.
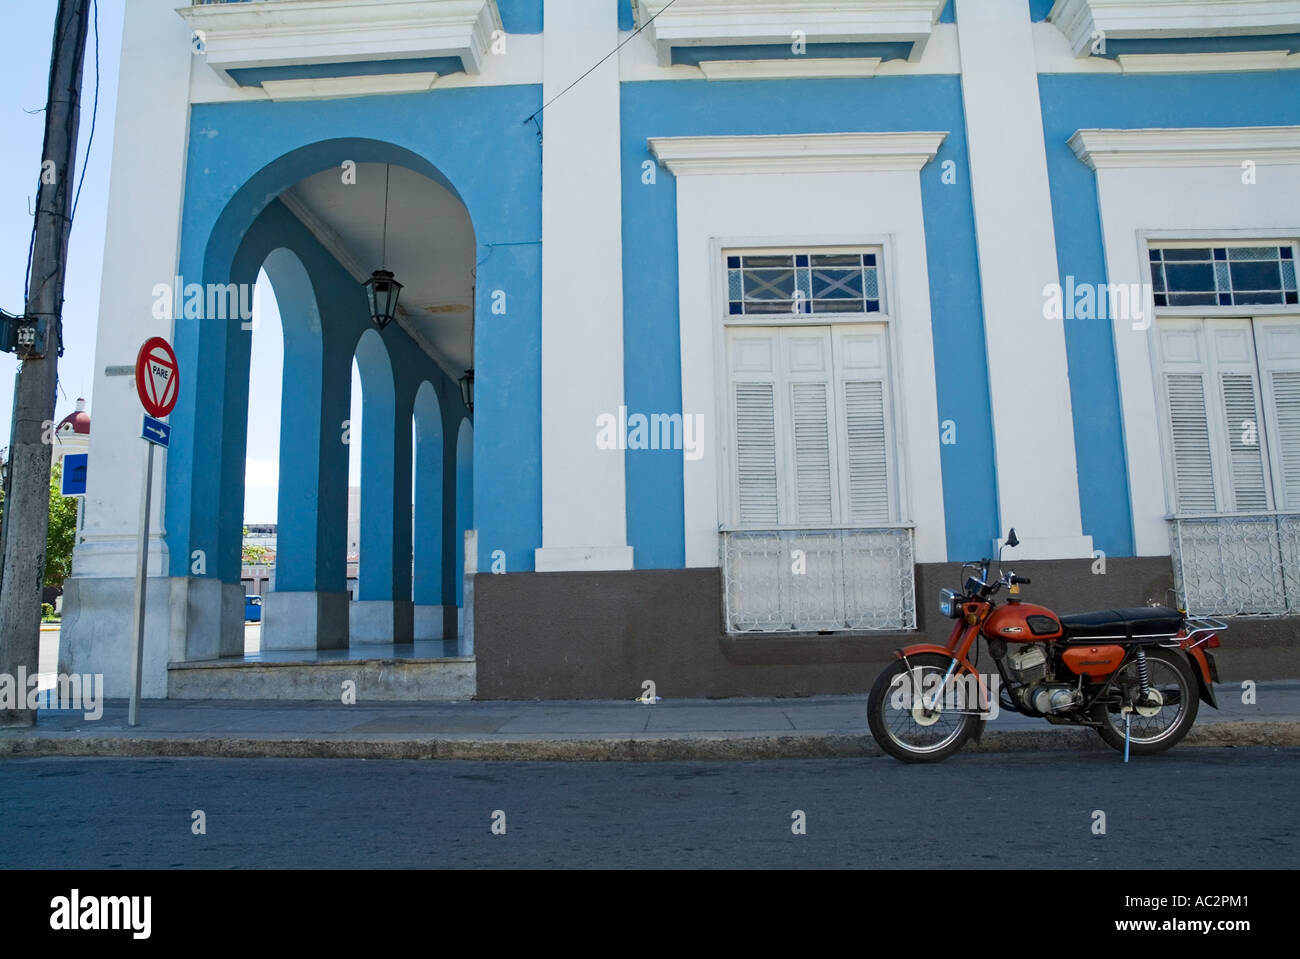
[0,1,365,525]
[0,0,124,448]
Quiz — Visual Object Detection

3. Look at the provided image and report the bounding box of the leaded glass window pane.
[1150,244,1299,308]
[726,251,885,316]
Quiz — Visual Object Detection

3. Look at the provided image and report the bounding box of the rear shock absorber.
[1135,648,1152,699]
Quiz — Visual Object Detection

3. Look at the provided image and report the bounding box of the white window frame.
[711,237,913,535]
[1145,233,1300,519]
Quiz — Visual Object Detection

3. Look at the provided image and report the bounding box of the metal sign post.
[128,440,155,728]
[128,338,179,727]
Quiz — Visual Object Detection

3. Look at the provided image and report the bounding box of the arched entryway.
[168,140,476,656]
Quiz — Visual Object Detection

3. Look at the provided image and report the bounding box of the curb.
[0,722,1295,761]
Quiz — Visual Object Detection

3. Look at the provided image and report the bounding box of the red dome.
[57,399,90,435]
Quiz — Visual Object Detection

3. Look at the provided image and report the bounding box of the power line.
[522,0,679,134]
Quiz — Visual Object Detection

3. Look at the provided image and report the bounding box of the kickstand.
[1122,708,1132,764]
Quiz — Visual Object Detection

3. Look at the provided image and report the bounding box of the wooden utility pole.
[0,0,91,726]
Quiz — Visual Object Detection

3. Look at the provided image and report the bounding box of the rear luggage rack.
[1181,615,1229,648]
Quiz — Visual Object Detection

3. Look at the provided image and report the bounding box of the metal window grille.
[721,526,916,633]
[1169,513,1300,616]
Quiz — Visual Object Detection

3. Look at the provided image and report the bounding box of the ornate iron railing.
[1168,513,1300,616]
[721,526,916,633]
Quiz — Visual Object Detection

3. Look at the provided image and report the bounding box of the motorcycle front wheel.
[1091,647,1199,756]
[867,653,983,763]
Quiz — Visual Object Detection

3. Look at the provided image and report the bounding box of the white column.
[956,0,1093,559]
[73,0,193,579]
[60,0,194,698]
[534,0,633,572]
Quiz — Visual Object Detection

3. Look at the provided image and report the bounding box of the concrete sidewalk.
[1,682,1297,761]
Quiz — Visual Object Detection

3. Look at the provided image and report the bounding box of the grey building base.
[350,599,415,645]
[59,575,242,698]
[263,591,350,650]
[179,578,245,661]
[167,657,475,701]
[58,576,177,699]
[472,558,1296,699]
[413,604,446,641]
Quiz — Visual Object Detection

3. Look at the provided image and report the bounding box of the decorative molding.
[1117,49,1300,72]
[1069,126,1300,169]
[261,72,441,101]
[177,0,503,82]
[278,187,464,383]
[697,57,881,79]
[649,132,948,176]
[1050,0,1300,58]
[633,0,947,66]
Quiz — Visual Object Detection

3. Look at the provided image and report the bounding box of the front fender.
[892,644,991,712]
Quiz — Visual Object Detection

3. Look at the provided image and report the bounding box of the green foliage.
[241,524,269,566]
[41,602,56,621]
[46,462,79,590]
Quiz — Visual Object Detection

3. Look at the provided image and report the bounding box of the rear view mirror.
[1006,528,1019,548]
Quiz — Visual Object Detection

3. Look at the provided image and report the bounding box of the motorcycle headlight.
[939,588,958,618]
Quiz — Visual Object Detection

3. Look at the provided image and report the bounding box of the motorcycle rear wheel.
[1091,647,1199,756]
[867,653,983,763]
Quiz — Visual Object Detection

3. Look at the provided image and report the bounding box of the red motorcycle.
[867,529,1225,763]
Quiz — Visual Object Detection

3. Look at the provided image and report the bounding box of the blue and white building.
[62,0,1300,700]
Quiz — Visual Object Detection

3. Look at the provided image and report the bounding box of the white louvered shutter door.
[1160,322,1218,514]
[1255,320,1300,510]
[782,329,837,526]
[1209,322,1270,513]
[728,330,782,526]
[835,327,893,524]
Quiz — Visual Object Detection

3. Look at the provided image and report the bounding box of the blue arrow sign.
[61,452,88,496]
[141,415,171,448]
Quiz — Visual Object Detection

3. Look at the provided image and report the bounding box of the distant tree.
[241,525,268,566]
[46,462,79,590]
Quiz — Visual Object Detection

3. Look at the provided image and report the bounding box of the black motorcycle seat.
[1059,606,1184,641]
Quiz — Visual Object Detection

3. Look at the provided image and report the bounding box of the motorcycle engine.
[998,643,1081,715]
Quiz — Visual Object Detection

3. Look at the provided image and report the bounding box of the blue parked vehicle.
[245,594,263,622]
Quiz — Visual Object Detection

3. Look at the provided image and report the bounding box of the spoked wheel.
[1092,647,1199,756]
[867,653,983,763]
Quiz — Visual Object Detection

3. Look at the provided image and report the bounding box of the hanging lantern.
[459,369,474,411]
[364,269,402,330]
[364,164,401,330]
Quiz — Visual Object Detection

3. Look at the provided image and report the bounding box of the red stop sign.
[135,337,179,418]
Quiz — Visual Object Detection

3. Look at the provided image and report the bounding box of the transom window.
[727,251,885,316]
[1149,244,1298,308]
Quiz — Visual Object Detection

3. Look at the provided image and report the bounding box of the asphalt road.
[1,748,1295,869]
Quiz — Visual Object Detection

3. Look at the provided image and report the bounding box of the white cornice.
[278,188,464,382]
[1050,0,1300,58]
[177,0,503,82]
[1117,49,1300,72]
[697,57,882,79]
[261,72,441,101]
[649,132,948,175]
[1069,126,1300,169]
[633,0,947,66]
